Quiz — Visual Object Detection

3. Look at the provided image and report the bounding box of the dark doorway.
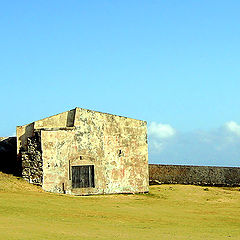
[72,165,95,188]
[0,137,20,176]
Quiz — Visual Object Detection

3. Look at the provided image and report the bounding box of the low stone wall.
[149,164,240,186]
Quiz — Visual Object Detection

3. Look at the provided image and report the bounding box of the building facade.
[17,108,149,195]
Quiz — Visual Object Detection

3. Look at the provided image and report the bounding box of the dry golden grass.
[0,171,240,239]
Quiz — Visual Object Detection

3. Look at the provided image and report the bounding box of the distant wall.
[149,164,240,186]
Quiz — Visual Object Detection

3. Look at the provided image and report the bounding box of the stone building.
[17,108,149,195]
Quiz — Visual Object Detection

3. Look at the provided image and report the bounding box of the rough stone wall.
[21,132,43,185]
[41,108,148,195]
[149,164,240,186]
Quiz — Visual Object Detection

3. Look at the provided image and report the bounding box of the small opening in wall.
[118,150,122,157]
[62,183,66,194]
[80,156,83,160]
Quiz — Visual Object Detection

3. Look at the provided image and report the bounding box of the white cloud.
[151,140,164,152]
[225,121,240,136]
[148,122,176,139]
[148,121,240,167]
[148,122,176,153]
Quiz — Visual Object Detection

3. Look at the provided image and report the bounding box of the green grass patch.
[0,172,240,239]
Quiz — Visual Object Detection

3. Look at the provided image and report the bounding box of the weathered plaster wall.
[16,109,76,154]
[41,108,148,195]
[149,164,240,186]
[16,123,34,154]
[102,112,148,194]
[34,108,76,129]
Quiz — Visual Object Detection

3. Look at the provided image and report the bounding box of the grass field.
[0,172,240,240]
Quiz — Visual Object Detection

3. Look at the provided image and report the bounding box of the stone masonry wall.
[149,164,240,186]
[21,132,43,185]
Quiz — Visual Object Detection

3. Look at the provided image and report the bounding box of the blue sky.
[1,1,240,166]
